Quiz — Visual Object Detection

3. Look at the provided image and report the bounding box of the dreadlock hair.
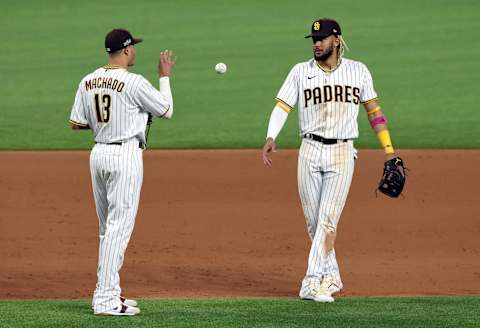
[337,35,349,63]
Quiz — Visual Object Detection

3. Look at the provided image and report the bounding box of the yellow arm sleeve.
[377,130,395,154]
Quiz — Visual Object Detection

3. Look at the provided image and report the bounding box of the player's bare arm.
[363,100,396,161]
[262,137,276,167]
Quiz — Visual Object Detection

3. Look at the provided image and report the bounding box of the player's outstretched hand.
[159,50,176,77]
[262,137,277,167]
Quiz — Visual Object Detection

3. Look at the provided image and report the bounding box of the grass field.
[2,0,480,149]
[1,297,479,327]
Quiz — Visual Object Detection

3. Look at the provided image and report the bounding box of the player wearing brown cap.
[70,28,176,315]
[262,18,404,302]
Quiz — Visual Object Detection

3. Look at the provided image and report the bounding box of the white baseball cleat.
[299,276,342,303]
[120,296,138,307]
[313,293,335,303]
[95,304,141,316]
[322,276,342,296]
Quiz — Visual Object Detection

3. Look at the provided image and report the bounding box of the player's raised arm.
[363,99,396,161]
[136,50,176,119]
[157,50,175,119]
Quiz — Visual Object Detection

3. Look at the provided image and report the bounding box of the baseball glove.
[377,157,406,198]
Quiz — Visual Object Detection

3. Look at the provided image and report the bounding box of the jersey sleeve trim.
[159,105,172,118]
[361,97,379,105]
[69,119,88,127]
[276,101,291,113]
[274,97,294,112]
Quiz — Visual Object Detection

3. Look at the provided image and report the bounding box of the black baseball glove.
[377,157,406,198]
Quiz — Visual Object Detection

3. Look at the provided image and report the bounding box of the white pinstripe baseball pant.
[89,139,143,313]
[297,138,355,289]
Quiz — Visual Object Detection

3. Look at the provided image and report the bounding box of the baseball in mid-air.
[215,62,227,74]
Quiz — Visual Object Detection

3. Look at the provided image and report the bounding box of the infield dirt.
[1,150,479,299]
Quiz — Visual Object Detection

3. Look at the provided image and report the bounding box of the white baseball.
[215,62,227,74]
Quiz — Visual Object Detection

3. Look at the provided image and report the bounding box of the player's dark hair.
[108,49,123,57]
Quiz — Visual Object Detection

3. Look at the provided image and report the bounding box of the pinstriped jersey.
[276,58,377,139]
[69,65,171,144]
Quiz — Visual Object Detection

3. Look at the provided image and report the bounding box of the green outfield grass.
[0,297,479,328]
[2,0,479,149]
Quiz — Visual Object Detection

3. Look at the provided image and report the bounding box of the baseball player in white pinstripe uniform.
[69,29,176,315]
[262,18,398,302]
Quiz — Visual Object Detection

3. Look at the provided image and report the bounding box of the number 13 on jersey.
[94,93,111,123]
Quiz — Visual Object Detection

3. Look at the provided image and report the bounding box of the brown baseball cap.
[305,18,342,39]
[105,29,143,53]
